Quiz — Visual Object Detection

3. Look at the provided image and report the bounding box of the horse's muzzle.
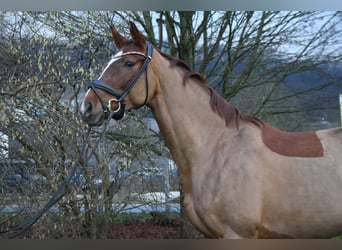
[80,99,126,126]
[80,100,104,126]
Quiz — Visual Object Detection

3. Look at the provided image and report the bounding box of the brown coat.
[81,22,342,238]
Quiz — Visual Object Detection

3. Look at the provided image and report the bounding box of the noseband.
[88,43,153,119]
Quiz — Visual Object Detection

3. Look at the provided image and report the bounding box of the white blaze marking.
[80,88,91,114]
[98,50,123,79]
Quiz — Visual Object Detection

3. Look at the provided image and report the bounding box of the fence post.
[0,131,9,159]
[340,94,342,127]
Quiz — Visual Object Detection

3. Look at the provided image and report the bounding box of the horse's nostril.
[85,101,92,113]
[81,100,93,119]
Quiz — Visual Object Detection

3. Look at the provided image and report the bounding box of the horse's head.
[80,22,154,126]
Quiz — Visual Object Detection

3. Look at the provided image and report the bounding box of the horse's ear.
[111,26,127,49]
[129,21,146,47]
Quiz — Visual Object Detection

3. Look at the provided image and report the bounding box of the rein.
[2,111,117,238]
[2,44,154,238]
[89,43,153,117]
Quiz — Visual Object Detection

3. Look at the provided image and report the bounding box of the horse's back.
[317,126,342,140]
[317,127,342,156]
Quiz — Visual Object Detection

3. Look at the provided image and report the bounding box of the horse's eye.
[124,61,135,67]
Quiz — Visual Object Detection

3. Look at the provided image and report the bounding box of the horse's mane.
[158,49,263,129]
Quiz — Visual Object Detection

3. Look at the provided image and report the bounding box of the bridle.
[88,43,153,119]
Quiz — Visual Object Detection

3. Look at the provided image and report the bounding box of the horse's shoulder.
[261,124,324,157]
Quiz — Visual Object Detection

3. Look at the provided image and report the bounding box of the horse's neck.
[148,57,227,186]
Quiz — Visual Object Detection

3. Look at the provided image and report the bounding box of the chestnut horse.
[80,22,342,238]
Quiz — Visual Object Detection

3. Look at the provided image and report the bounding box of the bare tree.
[128,11,342,130]
[0,11,181,238]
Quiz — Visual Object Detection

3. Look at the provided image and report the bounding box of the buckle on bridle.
[107,98,121,113]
